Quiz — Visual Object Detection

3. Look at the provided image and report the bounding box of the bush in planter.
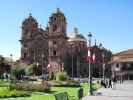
[56,71,68,81]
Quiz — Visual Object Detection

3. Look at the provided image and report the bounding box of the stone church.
[20,8,87,74]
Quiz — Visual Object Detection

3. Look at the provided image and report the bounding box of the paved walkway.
[82,81,133,100]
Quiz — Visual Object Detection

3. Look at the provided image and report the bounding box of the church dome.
[52,8,64,16]
[49,8,66,22]
[68,27,87,42]
[76,34,86,39]
[22,13,38,25]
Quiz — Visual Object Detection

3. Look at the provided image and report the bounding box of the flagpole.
[88,32,93,95]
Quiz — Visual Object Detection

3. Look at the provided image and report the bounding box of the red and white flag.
[88,49,91,57]
[92,53,96,62]
[47,64,51,68]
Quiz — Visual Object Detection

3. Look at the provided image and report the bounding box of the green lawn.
[0,80,101,100]
[0,94,55,100]
[0,80,10,87]
[0,86,78,100]
[0,87,55,100]
[0,83,80,100]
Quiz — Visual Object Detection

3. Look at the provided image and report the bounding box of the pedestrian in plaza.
[113,77,117,89]
[105,79,109,88]
[120,76,124,84]
[101,80,106,88]
[108,78,112,88]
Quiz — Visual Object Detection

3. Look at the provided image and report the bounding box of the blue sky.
[0,0,133,60]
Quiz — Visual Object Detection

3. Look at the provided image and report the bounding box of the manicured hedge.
[49,80,80,87]
[0,89,30,98]
[10,81,51,92]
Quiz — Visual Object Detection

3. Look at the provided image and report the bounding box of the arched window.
[53,41,57,45]
[116,63,119,68]
[53,50,57,56]
[53,25,57,32]
[24,52,27,58]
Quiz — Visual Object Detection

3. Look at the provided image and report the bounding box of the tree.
[25,64,35,76]
[11,68,25,81]
[0,55,4,64]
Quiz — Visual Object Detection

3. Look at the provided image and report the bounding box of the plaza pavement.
[82,81,133,100]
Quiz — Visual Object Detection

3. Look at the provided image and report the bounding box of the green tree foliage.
[25,64,35,76]
[11,67,25,80]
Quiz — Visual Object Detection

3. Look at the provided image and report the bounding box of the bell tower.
[48,8,67,73]
[20,13,38,62]
[22,13,38,40]
[48,8,67,36]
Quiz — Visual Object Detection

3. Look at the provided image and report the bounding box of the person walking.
[113,77,117,89]
[108,78,112,88]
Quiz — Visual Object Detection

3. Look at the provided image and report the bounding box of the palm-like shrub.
[25,64,35,76]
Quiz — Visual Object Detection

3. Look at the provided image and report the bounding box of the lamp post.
[88,32,93,95]
[10,54,12,76]
[10,54,13,89]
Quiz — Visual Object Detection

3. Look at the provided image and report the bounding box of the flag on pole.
[47,64,51,68]
[87,48,91,62]
[92,53,96,62]
[88,48,91,57]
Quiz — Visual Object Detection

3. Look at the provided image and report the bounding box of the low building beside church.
[111,49,133,80]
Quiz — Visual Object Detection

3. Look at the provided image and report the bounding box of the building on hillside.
[111,49,133,80]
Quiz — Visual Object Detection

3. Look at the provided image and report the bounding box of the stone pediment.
[32,31,48,41]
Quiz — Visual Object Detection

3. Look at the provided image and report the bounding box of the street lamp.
[100,43,105,80]
[10,54,13,89]
[88,32,93,95]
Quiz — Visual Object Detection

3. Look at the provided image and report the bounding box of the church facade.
[20,8,87,74]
